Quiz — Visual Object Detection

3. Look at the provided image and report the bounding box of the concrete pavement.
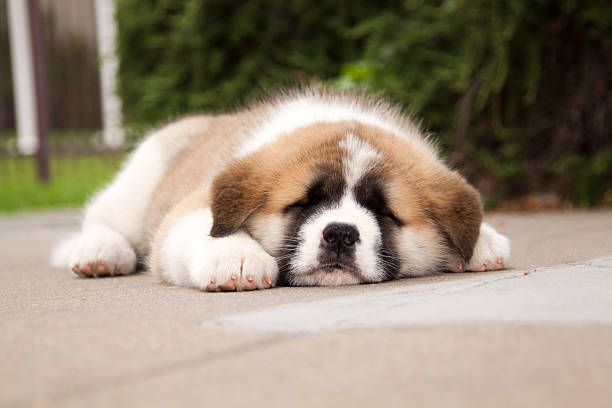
[1,210,612,407]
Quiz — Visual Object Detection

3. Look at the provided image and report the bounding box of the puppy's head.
[210,122,482,286]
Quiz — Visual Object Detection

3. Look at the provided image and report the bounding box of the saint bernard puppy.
[54,89,510,291]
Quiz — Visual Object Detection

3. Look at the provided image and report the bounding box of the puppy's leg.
[150,192,278,291]
[64,117,206,277]
[463,223,511,272]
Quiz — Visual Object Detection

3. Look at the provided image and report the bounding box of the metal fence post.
[27,0,50,182]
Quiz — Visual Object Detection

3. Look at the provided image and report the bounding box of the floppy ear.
[209,160,269,238]
[425,170,483,262]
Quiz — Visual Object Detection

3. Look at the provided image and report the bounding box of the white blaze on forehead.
[339,133,382,188]
[291,195,383,284]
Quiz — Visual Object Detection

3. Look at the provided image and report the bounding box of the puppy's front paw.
[69,225,137,278]
[189,234,278,291]
[466,223,510,272]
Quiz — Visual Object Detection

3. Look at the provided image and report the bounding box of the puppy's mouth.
[318,262,360,276]
[290,262,365,286]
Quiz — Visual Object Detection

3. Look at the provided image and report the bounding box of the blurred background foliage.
[114,0,610,207]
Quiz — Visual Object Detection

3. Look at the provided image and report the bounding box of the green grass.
[0,155,123,212]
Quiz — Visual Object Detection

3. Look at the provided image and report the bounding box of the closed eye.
[283,179,328,213]
[283,197,310,213]
[353,178,403,227]
[384,210,403,226]
[376,205,403,226]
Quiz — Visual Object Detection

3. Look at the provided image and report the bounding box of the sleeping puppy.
[55,88,510,290]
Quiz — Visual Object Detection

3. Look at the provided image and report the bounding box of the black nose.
[322,223,360,253]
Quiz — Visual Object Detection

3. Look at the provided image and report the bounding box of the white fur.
[51,233,79,268]
[238,94,436,159]
[466,223,511,271]
[397,227,445,277]
[291,195,382,285]
[52,117,204,272]
[339,133,382,188]
[248,214,288,257]
[161,209,278,290]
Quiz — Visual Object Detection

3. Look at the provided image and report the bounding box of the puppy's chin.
[289,266,365,287]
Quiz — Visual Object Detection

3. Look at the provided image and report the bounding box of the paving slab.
[1,209,611,407]
[200,256,612,332]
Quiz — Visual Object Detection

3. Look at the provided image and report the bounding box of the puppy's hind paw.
[466,223,510,272]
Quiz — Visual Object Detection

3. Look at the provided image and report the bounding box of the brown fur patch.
[420,170,483,261]
[209,159,268,237]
